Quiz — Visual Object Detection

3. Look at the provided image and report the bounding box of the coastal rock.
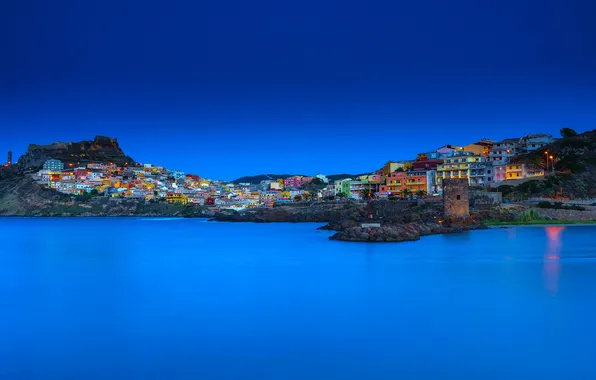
[329,223,422,243]
[328,215,486,243]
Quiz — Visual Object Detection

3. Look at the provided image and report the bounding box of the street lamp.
[544,151,549,171]
[550,156,555,173]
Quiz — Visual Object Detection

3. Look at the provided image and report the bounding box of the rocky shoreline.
[211,200,489,243]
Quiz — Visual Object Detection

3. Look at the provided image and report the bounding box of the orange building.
[405,170,427,193]
[379,171,406,195]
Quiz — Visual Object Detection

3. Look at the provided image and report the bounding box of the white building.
[520,134,554,152]
[315,174,329,183]
[489,138,520,164]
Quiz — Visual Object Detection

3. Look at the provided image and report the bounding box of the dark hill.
[232,174,305,184]
[233,173,368,184]
[13,136,135,173]
[326,173,368,182]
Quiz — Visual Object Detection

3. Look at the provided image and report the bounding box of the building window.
[456,195,461,200]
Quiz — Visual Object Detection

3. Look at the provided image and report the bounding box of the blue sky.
[1,0,595,179]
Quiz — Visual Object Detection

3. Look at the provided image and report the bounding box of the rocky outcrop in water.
[328,217,486,243]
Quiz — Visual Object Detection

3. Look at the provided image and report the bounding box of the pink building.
[283,176,303,188]
[493,164,507,183]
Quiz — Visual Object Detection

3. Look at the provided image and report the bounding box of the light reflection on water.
[544,226,564,295]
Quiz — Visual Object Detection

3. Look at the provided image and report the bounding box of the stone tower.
[443,178,469,218]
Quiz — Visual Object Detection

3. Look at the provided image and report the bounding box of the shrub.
[517,209,543,222]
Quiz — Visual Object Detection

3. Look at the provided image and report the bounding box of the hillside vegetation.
[508,128,596,198]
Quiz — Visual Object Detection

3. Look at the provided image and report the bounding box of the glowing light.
[544,226,565,295]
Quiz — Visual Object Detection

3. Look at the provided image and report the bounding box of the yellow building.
[506,164,544,180]
[437,155,486,187]
[166,193,188,205]
[464,140,494,158]
[506,164,524,180]
[381,161,407,176]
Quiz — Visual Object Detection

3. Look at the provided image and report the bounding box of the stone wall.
[443,178,470,218]
[470,191,502,209]
[536,208,596,221]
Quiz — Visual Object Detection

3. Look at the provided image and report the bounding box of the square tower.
[443,178,469,218]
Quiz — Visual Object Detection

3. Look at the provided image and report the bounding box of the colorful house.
[166,193,188,205]
[334,179,353,197]
[412,159,443,171]
[489,138,520,164]
[492,164,507,183]
[506,164,544,180]
[283,176,303,188]
[520,134,553,153]
[380,161,407,176]
[464,140,494,158]
[379,171,406,195]
[437,154,487,190]
[405,170,428,194]
[435,145,464,158]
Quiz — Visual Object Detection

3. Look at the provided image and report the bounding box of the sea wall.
[536,208,596,221]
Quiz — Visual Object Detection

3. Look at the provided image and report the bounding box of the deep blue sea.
[1,218,596,380]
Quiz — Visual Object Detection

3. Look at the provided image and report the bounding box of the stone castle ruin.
[443,178,470,218]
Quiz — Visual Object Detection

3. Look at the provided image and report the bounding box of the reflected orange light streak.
[544,226,565,294]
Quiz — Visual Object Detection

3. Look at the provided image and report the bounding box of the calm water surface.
[1,218,596,380]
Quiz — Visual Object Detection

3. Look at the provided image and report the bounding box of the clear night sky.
[1,0,595,179]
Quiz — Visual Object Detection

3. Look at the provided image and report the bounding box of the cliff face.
[0,175,71,215]
[14,136,135,173]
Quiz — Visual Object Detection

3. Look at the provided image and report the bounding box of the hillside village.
[1,132,566,211]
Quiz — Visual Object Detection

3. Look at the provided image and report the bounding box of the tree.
[416,190,426,198]
[360,189,373,199]
[403,189,413,199]
[294,194,303,201]
[560,128,578,139]
[395,167,404,172]
[336,192,347,198]
[310,177,325,185]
